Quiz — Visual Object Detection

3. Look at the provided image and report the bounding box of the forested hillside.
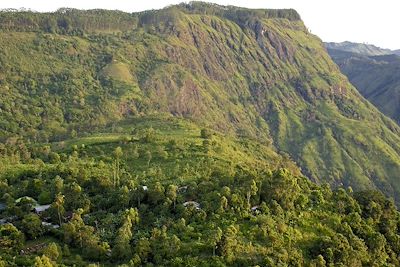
[1,117,400,266]
[1,2,400,266]
[327,47,400,124]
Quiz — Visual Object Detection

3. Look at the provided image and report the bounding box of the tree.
[26,178,44,199]
[144,150,152,167]
[142,127,156,143]
[62,209,108,260]
[70,129,77,138]
[311,255,326,267]
[0,224,24,251]
[135,186,146,206]
[200,129,212,139]
[167,140,179,155]
[53,175,64,194]
[217,225,238,262]
[0,257,7,267]
[117,186,131,208]
[268,169,300,209]
[219,196,228,213]
[38,190,52,204]
[156,146,169,160]
[112,208,139,261]
[43,242,61,262]
[209,227,223,256]
[34,255,55,267]
[150,227,181,263]
[202,139,211,153]
[134,238,151,263]
[113,146,123,187]
[149,182,165,205]
[49,193,65,226]
[166,185,178,209]
[57,16,72,33]
[21,213,44,240]
[130,145,139,159]
[246,179,258,208]
[49,152,61,164]
[64,182,90,212]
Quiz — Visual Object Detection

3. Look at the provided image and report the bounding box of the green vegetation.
[2,117,400,266]
[327,46,400,124]
[1,2,400,266]
[1,2,399,203]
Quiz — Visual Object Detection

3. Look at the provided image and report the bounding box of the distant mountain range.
[326,42,400,124]
[325,41,399,56]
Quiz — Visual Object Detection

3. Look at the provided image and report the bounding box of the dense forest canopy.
[0,8,139,33]
[0,3,300,34]
[1,117,400,266]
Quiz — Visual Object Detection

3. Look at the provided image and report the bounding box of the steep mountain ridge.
[1,3,400,202]
[327,46,400,124]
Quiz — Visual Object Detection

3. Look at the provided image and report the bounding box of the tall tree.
[209,227,223,256]
[217,225,238,262]
[62,209,108,260]
[246,179,258,208]
[113,146,123,187]
[21,213,44,240]
[53,193,65,226]
[112,208,139,261]
[166,184,178,209]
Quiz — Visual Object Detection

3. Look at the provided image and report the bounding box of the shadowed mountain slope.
[327,46,400,124]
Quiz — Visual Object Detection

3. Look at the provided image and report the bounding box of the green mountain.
[1,3,400,266]
[327,46,400,124]
[325,41,394,56]
[1,3,400,202]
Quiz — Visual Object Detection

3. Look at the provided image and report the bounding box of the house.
[251,205,259,212]
[13,197,51,215]
[42,222,60,229]
[183,201,201,210]
[34,205,51,214]
[0,216,17,225]
[250,205,262,215]
[142,185,148,191]
[178,186,188,193]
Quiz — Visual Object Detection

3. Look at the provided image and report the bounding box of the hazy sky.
[1,0,399,50]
